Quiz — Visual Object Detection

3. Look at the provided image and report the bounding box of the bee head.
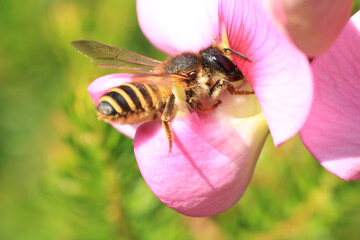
[200,46,244,79]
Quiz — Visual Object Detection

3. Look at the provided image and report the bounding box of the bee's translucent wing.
[131,73,190,87]
[71,40,162,73]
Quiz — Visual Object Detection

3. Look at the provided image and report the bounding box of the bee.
[71,40,253,152]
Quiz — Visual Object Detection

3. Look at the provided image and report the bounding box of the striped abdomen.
[97,82,170,124]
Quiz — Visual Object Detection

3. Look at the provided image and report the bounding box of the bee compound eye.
[97,101,116,116]
[212,54,236,73]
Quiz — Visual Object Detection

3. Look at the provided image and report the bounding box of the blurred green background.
[0,0,359,239]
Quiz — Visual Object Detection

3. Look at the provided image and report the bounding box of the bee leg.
[227,84,254,95]
[209,80,227,99]
[187,98,196,109]
[197,100,222,112]
[161,94,176,153]
[210,80,254,97]
[225,81,254,95]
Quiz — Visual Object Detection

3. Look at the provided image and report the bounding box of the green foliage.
[0,0,360,239]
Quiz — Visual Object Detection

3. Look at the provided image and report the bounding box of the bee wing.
[71,40,162,73]
[131,73,190,87]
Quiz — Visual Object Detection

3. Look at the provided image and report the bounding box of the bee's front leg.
[196,100,222,112]
[161,94,176,153]
[210,79,254,97]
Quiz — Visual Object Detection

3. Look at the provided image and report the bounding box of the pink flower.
[300,10,360,181]
[88,0,313,216]
[261,1,360,181]
[266,0,354,57]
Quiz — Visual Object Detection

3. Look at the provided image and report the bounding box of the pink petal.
[87,73,138,139]
[134,111,268,216]
[137,0,219,55]
[220,0,313,146]
[269,0,353,57]
[300,11,360,181]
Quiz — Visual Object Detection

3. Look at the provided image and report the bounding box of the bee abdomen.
[97,82,159,117]
[125,82,155,110]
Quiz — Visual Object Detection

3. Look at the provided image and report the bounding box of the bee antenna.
[224,48,250,61]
